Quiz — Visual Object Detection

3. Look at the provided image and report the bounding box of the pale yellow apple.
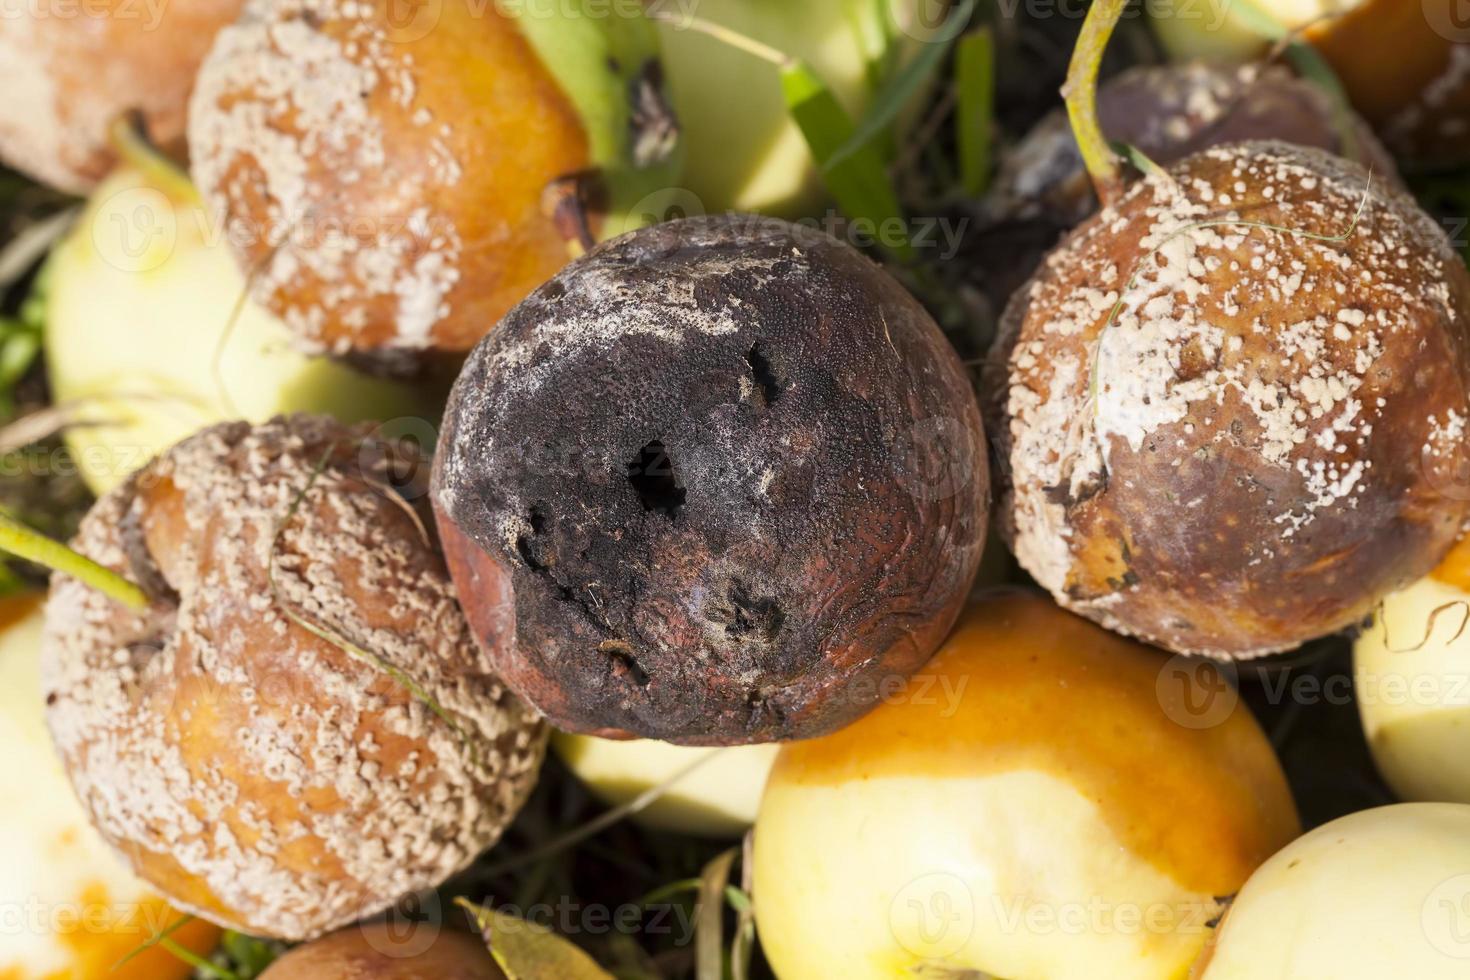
[45,165,431,495]
[553,732,778,838]
[1196,803,1470,978]
[1149,0,1351,64]
[1354,536,1470,804]
[752,592,1299,980]
[656,0,906,218]
[0,594,219,979]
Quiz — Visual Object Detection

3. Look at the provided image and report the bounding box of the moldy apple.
[43,415,546,940]
[988,141,1470,658]
[433,215,989,746]
[0,0,243,192]
[260,924,504,979]
[976,60,1395,312]
[188,0,681,358]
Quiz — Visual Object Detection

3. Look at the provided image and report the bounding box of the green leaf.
[638,879,701,906]
[219,931,282,979]
[723,885,752,915]
[822,0,976,175]
[0,329,39,387]
[1110,141,1170,182]
[781,63,914,262]
[459,900,616,980]
[695,848,738,980]
[728,868,756,980]
[955,27,995,197]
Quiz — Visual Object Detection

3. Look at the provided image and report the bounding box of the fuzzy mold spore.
[988,140,1470,658]
[187,0,588,356]
[0,0,243,192]
[42,415,545,940]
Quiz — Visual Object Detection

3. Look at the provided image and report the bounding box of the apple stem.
[1062,0,1128,207]
[107,113,199,204]
[0,513,150,611]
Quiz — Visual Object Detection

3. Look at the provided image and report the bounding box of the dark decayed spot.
[745,343,784,407]
[627,440,686,517]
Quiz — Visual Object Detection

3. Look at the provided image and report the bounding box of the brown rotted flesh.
[433,216,990,745]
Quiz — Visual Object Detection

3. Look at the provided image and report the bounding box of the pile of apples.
[4,0,1470,978]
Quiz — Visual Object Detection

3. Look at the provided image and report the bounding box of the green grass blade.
[823,0,976,175]
[955,26,995,197]
[112,913,196,971]
[782,63,914,262]
[694,848,738,980]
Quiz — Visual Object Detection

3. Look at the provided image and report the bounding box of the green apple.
[1149,0,1339,64]
[45,164,431,495]
[0,594,219,978]
[656,0,917,218]
[753,593,1299,980]
[553,732,778,838]
[1353,542,1470,805]
[1197,803,1470,978]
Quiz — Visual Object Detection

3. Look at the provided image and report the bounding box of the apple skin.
[0,594,220,979]
[1353,536,1470,804]
[0,0,242,192]
[656,0,911,217]
[553,732,779,838]
[1195,803,1470,978]
[45,164,432,496]
[1150,0,1470,166]
[752,591,1299,980]
[260,924,504,980]
[1149,0,1335,64]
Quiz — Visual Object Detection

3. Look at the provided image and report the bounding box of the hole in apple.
[627,440,686,517]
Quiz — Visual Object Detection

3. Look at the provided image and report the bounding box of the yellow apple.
[753,591,1299,980]
[553,732,778,838]
[1195,803,1470,978]
[0,593,219,978]
[656,0,911,218]
[45,164,431,495]
[1354,536,1470,804]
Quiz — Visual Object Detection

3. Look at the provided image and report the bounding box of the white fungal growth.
[188,0,466,353]
[996,141,1470,656]
[41,416,545,940]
